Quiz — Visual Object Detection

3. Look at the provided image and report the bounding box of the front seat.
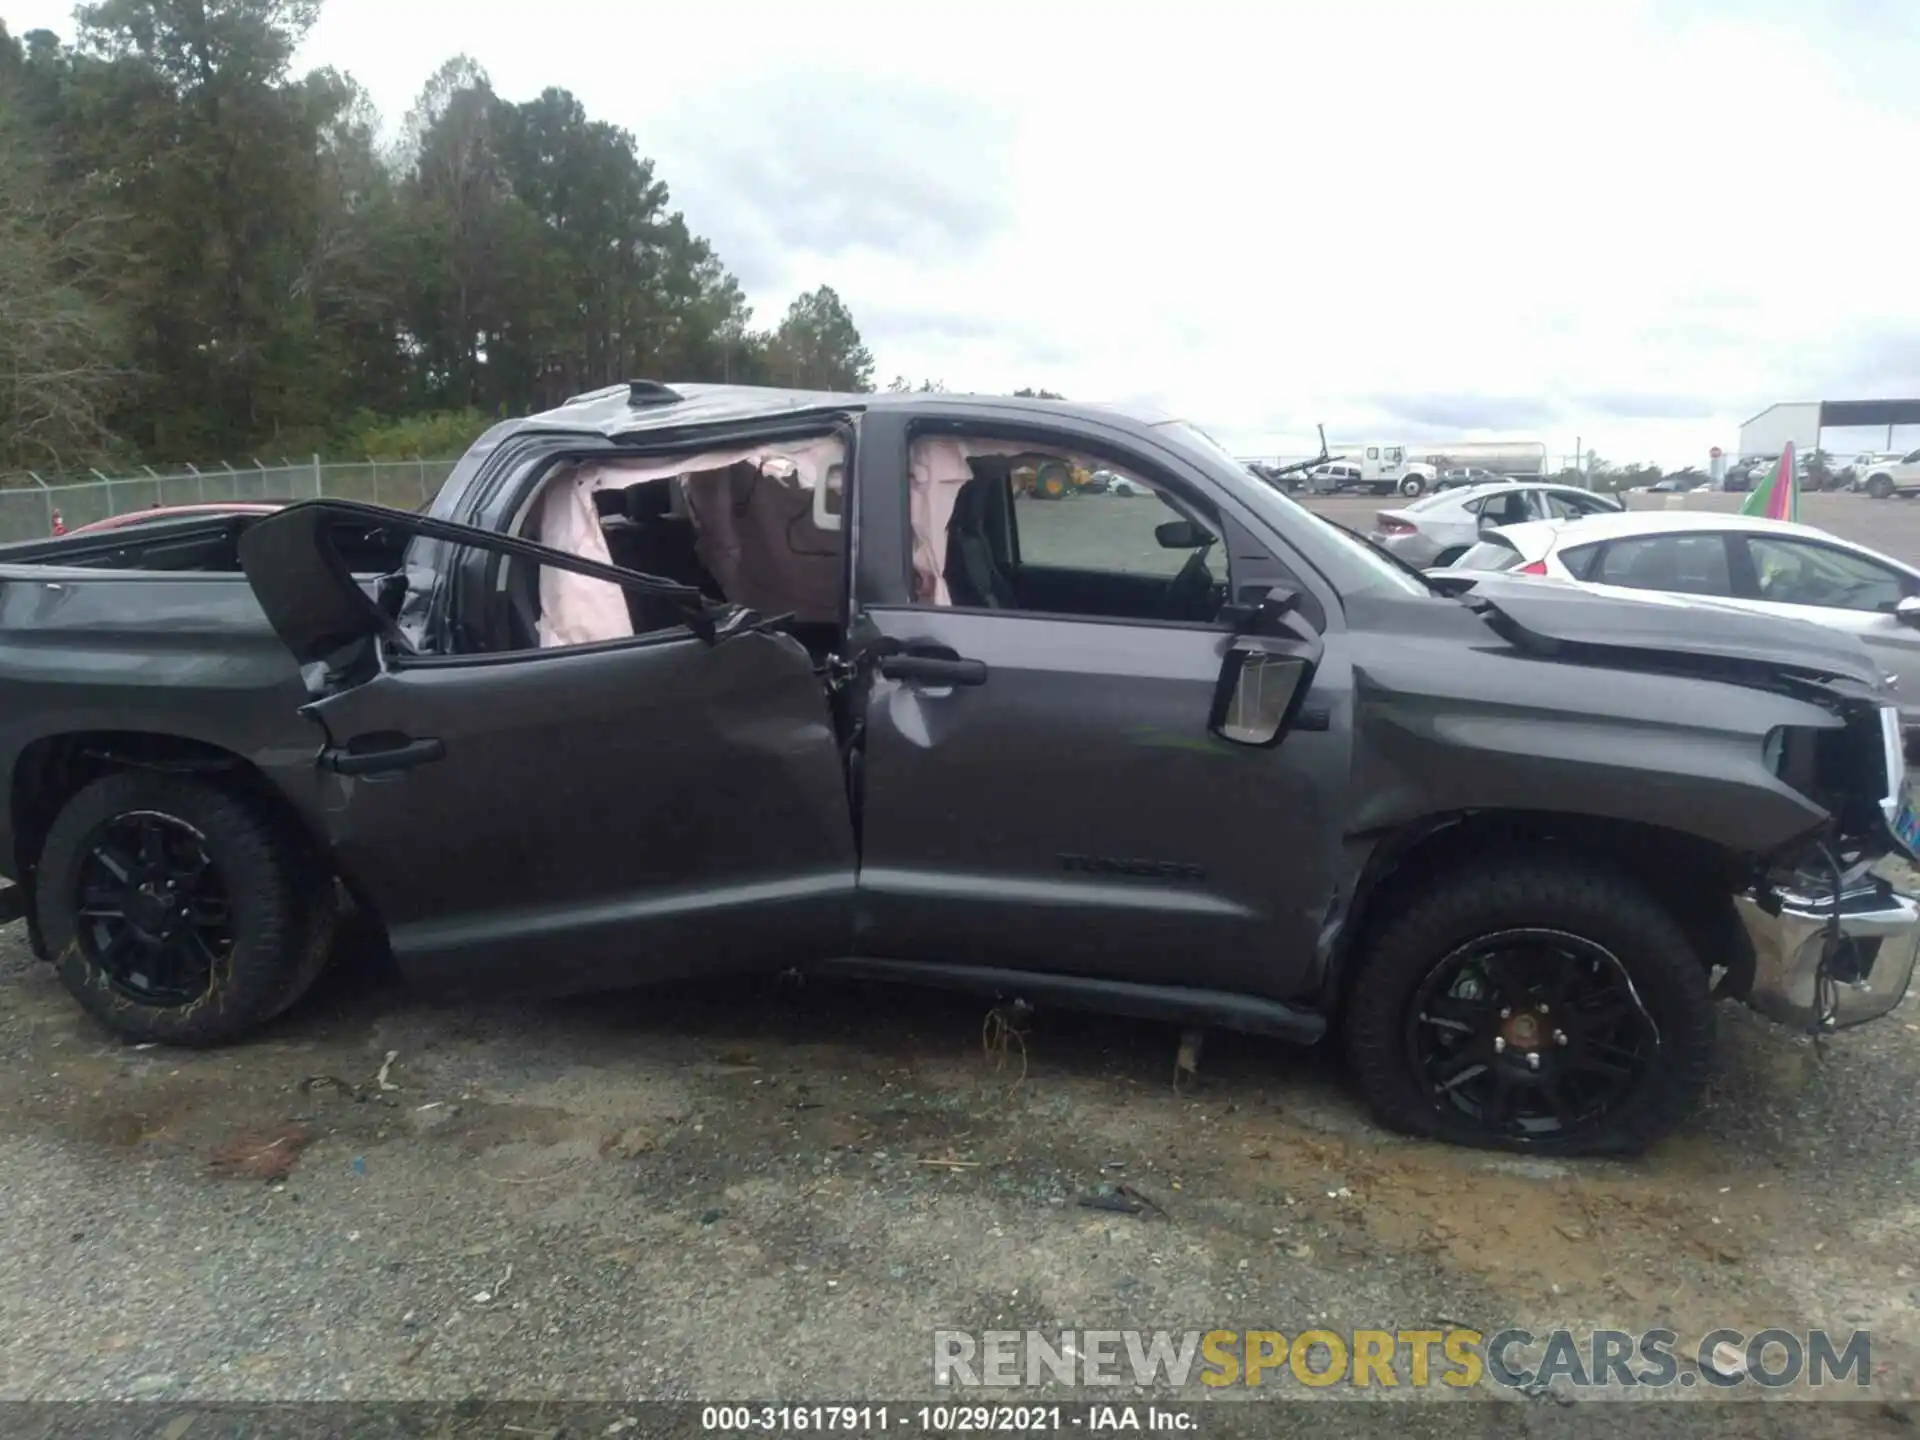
[944,475,1018,609]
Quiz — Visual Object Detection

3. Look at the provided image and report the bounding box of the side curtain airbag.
[533,437,844,647]
[908,438,1079,606]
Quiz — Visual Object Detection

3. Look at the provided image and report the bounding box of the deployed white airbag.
[533,435,844,647]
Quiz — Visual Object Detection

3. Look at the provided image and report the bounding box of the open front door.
[235,501,855,996]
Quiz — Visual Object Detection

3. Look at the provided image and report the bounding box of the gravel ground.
[1,914,1916,1431]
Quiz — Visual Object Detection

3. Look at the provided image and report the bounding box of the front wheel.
[1399,475,1426,498]
[35,772,335,1046]
[1868,474,1895,499]
[1342,860,1714,1156]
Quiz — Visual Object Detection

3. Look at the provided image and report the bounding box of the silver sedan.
[1368,481,1623,569]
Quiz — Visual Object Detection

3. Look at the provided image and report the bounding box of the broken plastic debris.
[375,1050,400,1091]
[471,1266,511,1305]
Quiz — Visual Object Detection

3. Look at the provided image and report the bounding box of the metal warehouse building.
[1739,398,1920,461]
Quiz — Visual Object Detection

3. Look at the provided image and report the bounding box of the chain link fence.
[0,458,459,545]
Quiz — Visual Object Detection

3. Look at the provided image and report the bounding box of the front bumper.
[1734,864,1920,1030]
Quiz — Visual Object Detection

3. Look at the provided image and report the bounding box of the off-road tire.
[37,772,333,1046]
[1342,859,1715,1157]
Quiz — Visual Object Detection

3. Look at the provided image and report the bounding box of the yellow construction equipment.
[1011,454,1093,500]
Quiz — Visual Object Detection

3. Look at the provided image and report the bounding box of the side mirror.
[1897,596,1920,628]
[1209,639,1312,747]
[1155,519,1212,550]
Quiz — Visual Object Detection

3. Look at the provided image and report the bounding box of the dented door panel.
[853,605,1354,997]
[303,630,856,995]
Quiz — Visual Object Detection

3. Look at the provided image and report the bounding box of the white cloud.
[10,0,1920,466]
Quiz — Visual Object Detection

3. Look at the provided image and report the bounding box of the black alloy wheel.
[37,771,336,1045]
[1342,860,1714,1155]
[1404,928,1658,1144]
[74,810,234,1006]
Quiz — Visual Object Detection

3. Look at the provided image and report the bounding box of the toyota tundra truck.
[0,381,1915,1156]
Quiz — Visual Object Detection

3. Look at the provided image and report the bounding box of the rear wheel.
[1343,860,1714,1156]
[35,772,335,1046]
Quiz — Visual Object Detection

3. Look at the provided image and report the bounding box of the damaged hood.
[1462,574,1888,691]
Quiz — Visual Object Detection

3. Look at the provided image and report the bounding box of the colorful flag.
[1741,440,1798,521]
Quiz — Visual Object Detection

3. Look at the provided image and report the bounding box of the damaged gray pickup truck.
[2,383,1917,1156]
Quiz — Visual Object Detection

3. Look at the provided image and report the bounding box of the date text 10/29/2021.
[700,1406,1195,1433]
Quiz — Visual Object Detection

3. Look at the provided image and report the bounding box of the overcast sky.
[10,0,1920,466]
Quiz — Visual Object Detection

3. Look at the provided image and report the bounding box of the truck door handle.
[323,736,446,776]
[878,654,988,686]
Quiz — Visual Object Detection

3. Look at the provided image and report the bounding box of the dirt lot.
[5,484,1920,1428]
[1,909,1917,1428]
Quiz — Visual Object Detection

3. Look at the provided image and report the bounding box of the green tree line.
[0,0,877,474]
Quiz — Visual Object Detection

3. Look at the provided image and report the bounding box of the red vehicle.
[63,501,287,537]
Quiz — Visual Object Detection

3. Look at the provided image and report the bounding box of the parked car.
[1434,509,1920,739]
[1368,481,1624,569]
[1301,461,1363,495]
[0,381,1915,1158]
[64,501,289,538]
[1860,449,1920,500]
[1435,467,1506,491]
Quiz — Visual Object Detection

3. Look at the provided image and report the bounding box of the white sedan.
[1369,481,1623,569]
[1440,509,1920,735]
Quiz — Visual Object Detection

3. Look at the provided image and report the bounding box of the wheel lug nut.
[1499,1007,1511,1019]
[1537,1002,1549,1014]
[1526,1052,1541,1071]
[1494,1036,1507,1054]
[1554,1030,1568,1046]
